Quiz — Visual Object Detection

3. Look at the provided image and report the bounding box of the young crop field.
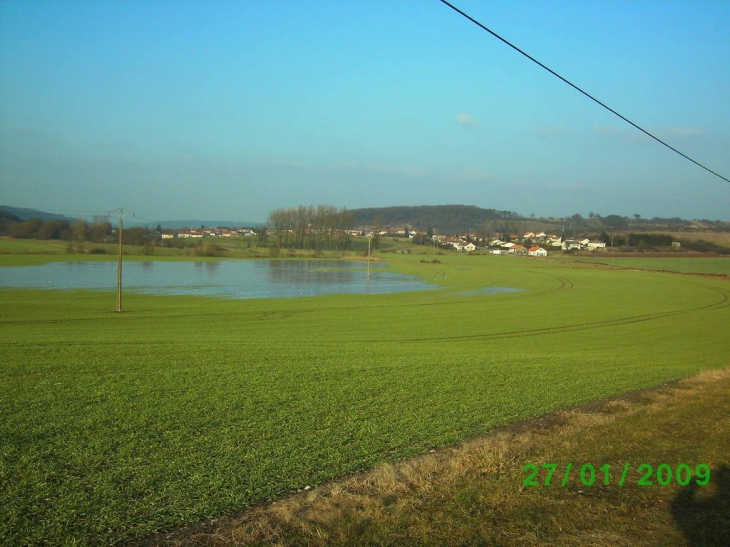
[1,254,729,545]
[561,256,730,276]
[0,238,72,258]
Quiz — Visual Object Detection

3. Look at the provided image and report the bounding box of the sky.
[1,0,729,224]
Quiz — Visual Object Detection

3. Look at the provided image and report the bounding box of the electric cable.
[438,0,730,184]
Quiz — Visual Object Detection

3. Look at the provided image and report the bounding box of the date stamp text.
[522,463,711,487]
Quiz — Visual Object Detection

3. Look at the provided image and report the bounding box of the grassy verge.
[155,368,730,547]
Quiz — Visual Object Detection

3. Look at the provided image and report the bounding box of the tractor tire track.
[397,279,729,344]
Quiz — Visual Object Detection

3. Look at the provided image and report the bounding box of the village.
[163,225,611,256]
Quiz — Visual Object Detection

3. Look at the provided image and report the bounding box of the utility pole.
[367,234,373,278]
[109,208,134,312]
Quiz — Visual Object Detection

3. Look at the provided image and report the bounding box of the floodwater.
[0,260,438,299]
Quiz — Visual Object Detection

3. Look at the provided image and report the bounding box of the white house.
[453,242,476,252]
[586,241,607,251]
[561,239,584,251]
[528,246,548,257]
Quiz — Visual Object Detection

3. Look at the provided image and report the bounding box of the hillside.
[0,206,262,230]
[350,205,519,234]
[0,206,75,223]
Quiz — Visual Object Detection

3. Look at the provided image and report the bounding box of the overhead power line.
[438,0,730,184]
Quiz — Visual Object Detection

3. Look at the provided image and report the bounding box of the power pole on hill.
[109,208,134,312]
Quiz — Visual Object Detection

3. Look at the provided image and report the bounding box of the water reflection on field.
[0,260,437,299]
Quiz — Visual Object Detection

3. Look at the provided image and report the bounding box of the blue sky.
[1,0,728,223]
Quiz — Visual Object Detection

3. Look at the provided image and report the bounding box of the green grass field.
[0,236,408,266]
[561,256,730,276]
[191,368,730,547]
[1,253,729,545]
[0,238,72,258]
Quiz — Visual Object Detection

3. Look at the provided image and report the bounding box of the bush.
[681,239,730,255]
[193,244,225,257]
[628,233,673,247]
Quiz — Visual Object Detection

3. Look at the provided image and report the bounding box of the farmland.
[557,255,730,276]
[1,252,729,545]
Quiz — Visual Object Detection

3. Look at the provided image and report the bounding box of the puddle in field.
[0,260,437,299]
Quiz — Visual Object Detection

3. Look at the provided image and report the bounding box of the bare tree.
[266,205,354,251]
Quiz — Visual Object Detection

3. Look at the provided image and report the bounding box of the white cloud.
[533,125,568,137]
[450,168,494,183]
[364,162,429,177]
[546,181,593,191]
[594,125,650,142]
[248,157,429,178]
[665,126,704,137]
[595,125,632,136]
[595,124,705,141]
[456,113,477,126]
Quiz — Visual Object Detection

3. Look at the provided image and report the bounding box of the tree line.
[267,205,354,250]
[1,214,108,242]
[0,214,155,246]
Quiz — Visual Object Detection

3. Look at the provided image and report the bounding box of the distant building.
[562,239,584,251]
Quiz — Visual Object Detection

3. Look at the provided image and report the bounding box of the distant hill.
[0,206,76,223]
[0,207,262,229]
[0,209,23,223]
[350,205,520,234]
